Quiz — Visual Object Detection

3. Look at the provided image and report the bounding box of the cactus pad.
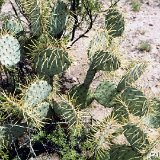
[7,125,25,139]
[24,80,52,107]
[53,101,77,127]
[112,105,129,123]
[110,145,142,160]
[34,102,50,120]
[121,87,147,116]
[16,0,43,36]
[34,48,71,76]
[105,8,125,37]
[90,51,120,71]
[143,114,160,129]
[143,99,160,128]
[123,124,149,152]
[88,31,108,58]
[117,63,147,91]
[69,84,93,109]
[3,19,23,34]
[0,34,20,67]
[50,0,68,38]
[94,81,117,107]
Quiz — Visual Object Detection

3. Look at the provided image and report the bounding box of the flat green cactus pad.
[69,84,93,109]
[88,31,108,58]
[50,0,68,38]
[112,105,129,123]
[143,99,160,128]
[3,19,23,34]
[90,51,120,71]
[121,87,147,116]
[34,102,50,120]
[117,63,147,91]
[123,124,149,152]
[34,48,71,76]
[110,145,142,160]
[94,81,117,107]
[53,101,77,127]
[0,34,20,67]
[6,125,25,139]
[16,0,45,36]
[143,114,160,129]
[24,80,52,107]
[105,8,125,37]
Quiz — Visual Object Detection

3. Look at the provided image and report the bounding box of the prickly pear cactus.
[69,84,93,109]
[120,87,148,116]
[94,81,117,107]
[16,0,43,36]
[50,0,68,38]
[3,19,23,34]
[24,80,52,107]
[90,51,121,71]
[88,31,109,57]
[123,124,149,152]
[53,101,77,127]
[143,99,160,128]
[0,34,20,67]
[6,125,25,140]
[110,145,142,160]
[34,48,71,76]
[33,102,50,120]
[112,105,129,123]
[117,63,147,91]
[105,8,125,37]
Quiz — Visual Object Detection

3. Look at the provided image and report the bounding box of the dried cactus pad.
[0,34,20,67]
[24,80,52,107]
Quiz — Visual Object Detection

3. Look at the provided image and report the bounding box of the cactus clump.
[0,34,20,67]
